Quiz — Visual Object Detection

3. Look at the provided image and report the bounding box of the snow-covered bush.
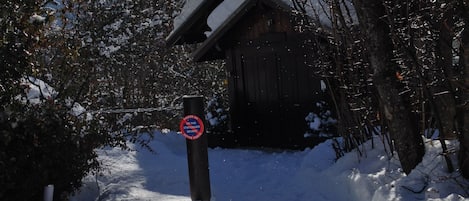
[1,76,116,201]
[304,101,337,139]
[205,95,229,134]
[0,2,151,199]
[0,103,101,200]
[1,76,154,200]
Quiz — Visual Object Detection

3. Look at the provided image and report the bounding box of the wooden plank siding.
[224,33,324,148]
[226,5,296,43]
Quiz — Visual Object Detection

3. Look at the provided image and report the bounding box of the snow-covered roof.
[166,0,357,61]
[191,0,295,61]
[191,0,257,61]
[172,0,206,29]
[165,0,224,47]
[205,0,251,37]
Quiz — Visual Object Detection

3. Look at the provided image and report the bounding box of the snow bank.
[71,133,191,201]
[72,132,468,201]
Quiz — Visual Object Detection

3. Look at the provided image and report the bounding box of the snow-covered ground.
[71,131,469,201]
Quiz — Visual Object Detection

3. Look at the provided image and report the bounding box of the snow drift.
[72,132,468,201]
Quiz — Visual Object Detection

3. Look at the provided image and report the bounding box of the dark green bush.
[0,102,106,201]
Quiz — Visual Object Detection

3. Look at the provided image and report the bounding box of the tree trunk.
[459,23,469,178]
[433,10,457,140]
[353,0,425,174]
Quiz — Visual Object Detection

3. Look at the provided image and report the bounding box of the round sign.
[179,115,205,140]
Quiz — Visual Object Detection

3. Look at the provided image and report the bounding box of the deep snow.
[71,131,468,201]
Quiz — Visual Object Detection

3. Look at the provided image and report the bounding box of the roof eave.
[192,0,257,62]
[165,0,224,47]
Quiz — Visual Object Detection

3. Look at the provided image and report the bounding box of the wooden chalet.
[166,0,331,149]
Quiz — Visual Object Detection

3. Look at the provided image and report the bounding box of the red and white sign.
[179,115,205,140]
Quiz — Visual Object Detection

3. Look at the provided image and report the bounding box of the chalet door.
[227,35,321,148]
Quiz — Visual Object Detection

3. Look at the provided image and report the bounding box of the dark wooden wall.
[224,33,324,148]
[209,3,327,149]
[221,4,296,48]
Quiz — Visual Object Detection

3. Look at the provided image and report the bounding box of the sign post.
[180,95,211,201]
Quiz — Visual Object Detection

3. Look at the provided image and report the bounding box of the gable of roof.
[192,0,295,61]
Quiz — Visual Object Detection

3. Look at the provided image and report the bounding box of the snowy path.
[71,132,469,201]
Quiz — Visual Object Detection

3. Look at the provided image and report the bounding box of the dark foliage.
[0,0,161,200]
[293,0,469,175]
[0,104,103,200]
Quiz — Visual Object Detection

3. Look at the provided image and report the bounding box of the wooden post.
[182,95,211,201]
